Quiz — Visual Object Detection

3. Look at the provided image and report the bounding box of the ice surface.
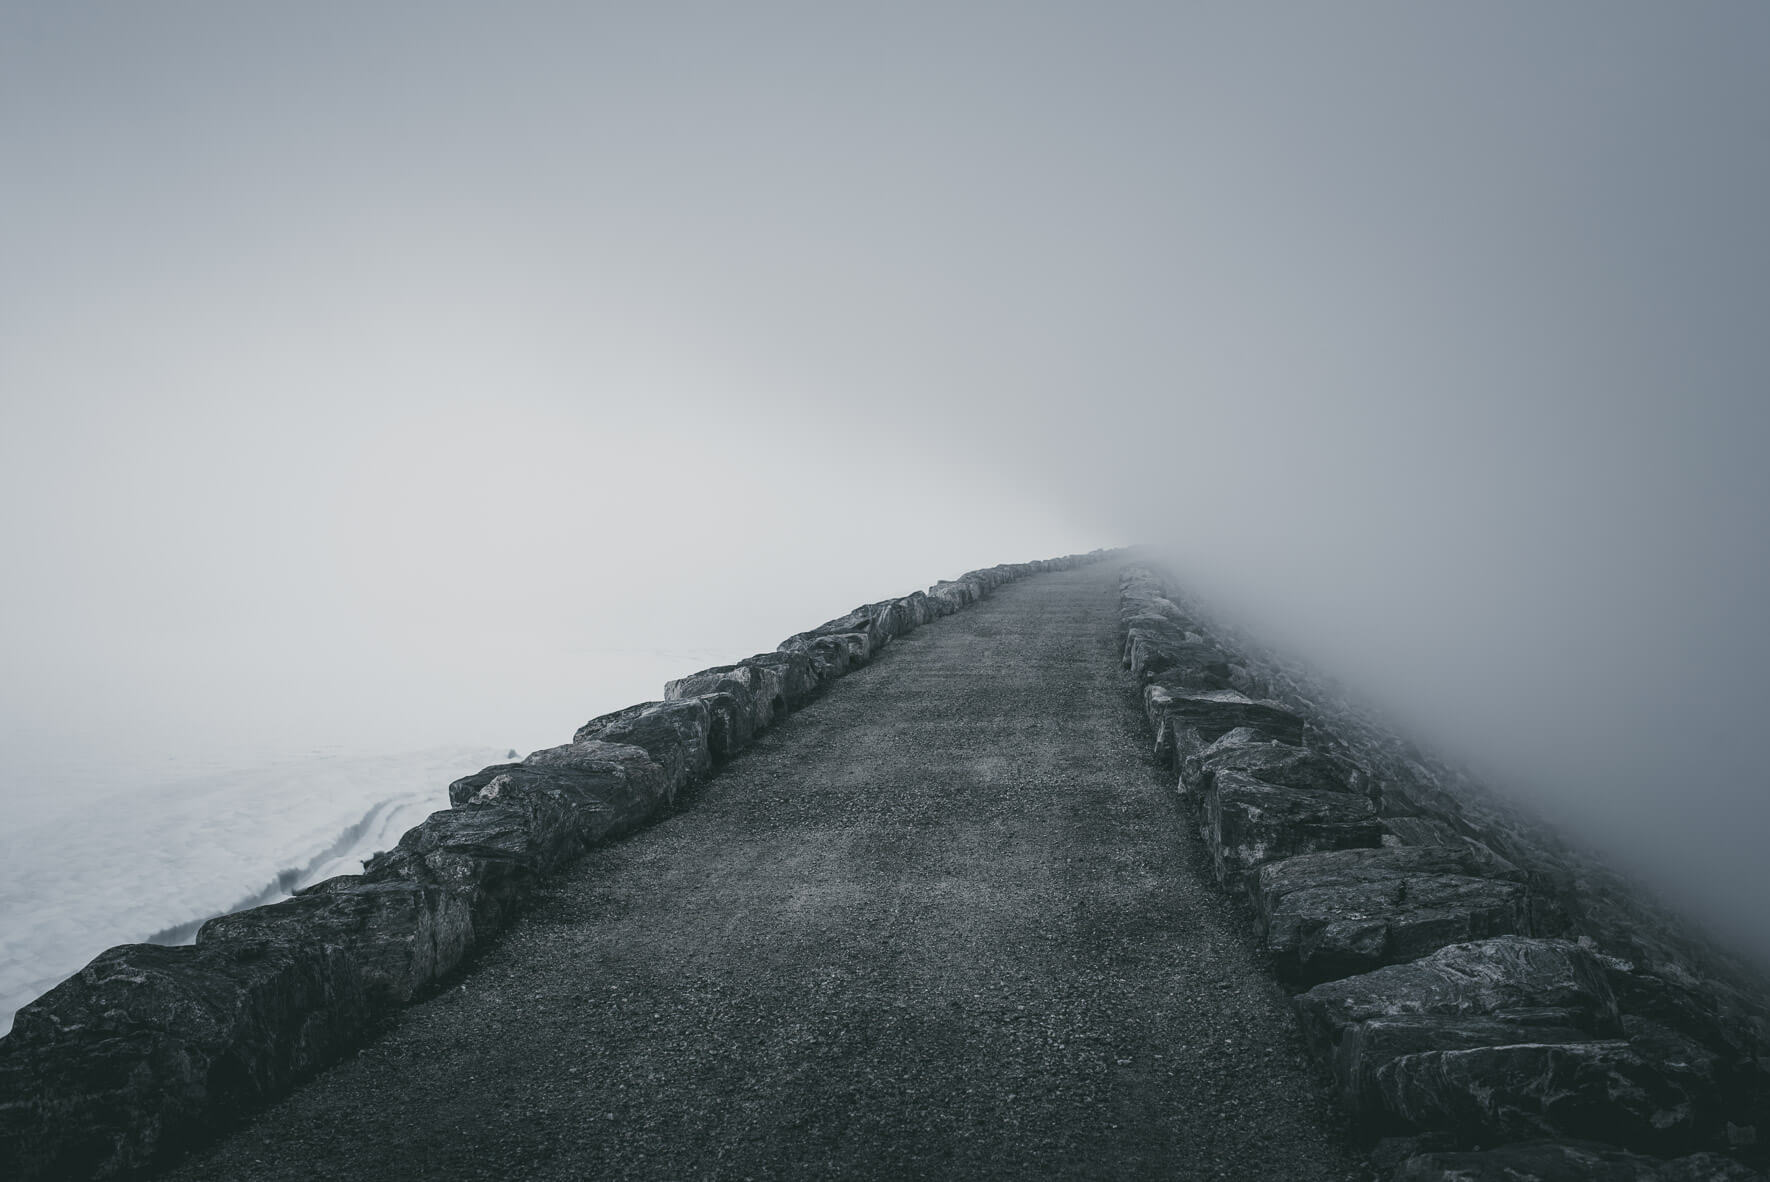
[0,746,505,1035]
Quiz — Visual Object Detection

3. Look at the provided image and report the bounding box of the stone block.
[0,938,370,1180]
[201,876,473,1009]
[1142,688,1307,774]
[571,699,714,799]
[1391,1141,1764,1181]
[1201,771,1381,891]
[1255,846,1531,984]
[1200,735,1365,796]
[738,648,818,709]
[666,664,773,730]
[1293,937,1623,1121]
[1375,1034,1727,1155]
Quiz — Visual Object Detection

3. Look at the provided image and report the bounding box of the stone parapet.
[1118,563,1770,1179]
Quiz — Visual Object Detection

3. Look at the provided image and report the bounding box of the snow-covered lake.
[0,745,508,1035]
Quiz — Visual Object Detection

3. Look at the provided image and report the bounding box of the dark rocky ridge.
[0,551,1109,1181]
[1118,563,1770,1180]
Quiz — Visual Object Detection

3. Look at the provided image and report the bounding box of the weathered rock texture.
[1118,563,1770,1180]
[0,551,1108,1181]
[1391,1140,1764,1181]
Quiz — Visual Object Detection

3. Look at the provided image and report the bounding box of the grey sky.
[4,5,1768,955]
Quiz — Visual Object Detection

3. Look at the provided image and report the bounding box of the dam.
[3,554,1765,1180]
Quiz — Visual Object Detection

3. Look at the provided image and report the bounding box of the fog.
[4,5,1767,965]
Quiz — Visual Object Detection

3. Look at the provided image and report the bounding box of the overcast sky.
[3,4,1767,957]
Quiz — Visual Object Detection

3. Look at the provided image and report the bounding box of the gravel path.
[164,562,1365,1181]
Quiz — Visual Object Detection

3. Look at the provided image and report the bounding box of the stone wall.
[1118,563,1770,1181]
[0,551,1110,1180]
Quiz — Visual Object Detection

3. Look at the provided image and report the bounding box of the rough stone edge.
[0,548,1116,1181]
[1116,561,1770,1180]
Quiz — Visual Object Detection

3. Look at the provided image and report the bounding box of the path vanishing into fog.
[166,563,1363,1181]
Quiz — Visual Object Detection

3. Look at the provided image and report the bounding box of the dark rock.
[447,760,521,807]
[665,664,774,730]
[1117,585,1169,618]
[0,938,371,1180]
[1198,735,1366,795]
[361,805,565,934]
[1200,771,1382,891]
[959,564,1013,592]
[1255,846,1531,984]
[1375,1033,1727,1155]
[202,876,474,1009]
[1617,996,1770,1165]
[1122,617,1231,685]
[781,602,897,657]
[778,631,871,683]
[1115,583,1269,693]
[449,738,667,810]
[738,649,818,709]
[1370,1133,1459,1177]
[1382,815,1481,846]
[1600,953,1768,1066]
[1295,937,1621,1046]
[1118,600,1195,640]
[1294,937,1745,1155]
[1224,663,1266,696]
[571,699,713,799]
[862,596,919,641]
[832,604,894,650]
[1186,724,1264,765]
[1343,1013,1600,1123]
[1391,1140,1765,1181]
[449,739,668,839]
[927,578,983,614]
[1142,687,1307,773]
[692,690,756,762]
[371,741,670,934]
[1293,937,1621,1117]
[891,590,932,630]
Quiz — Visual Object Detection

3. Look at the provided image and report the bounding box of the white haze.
[3,2,1767,1000]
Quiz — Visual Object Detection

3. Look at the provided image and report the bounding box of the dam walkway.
[164,562,1363,1181]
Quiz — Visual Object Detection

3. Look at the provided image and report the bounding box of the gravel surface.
[163,562,1366,1181]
